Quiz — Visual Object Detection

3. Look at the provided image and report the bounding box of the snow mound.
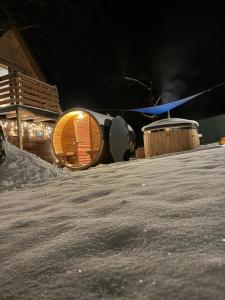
[0,142,67,191]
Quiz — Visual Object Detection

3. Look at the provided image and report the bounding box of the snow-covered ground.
[1,143,225,299]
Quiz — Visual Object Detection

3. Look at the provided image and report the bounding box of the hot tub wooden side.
[143,127,200,157]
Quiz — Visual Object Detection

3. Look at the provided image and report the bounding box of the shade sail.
[129,91,205,115]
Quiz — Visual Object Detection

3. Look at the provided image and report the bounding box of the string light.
[0,120,54,139]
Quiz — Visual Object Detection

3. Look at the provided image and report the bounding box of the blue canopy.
[129,91,205,115]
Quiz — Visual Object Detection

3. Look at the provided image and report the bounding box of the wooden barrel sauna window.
[52,111,102,169]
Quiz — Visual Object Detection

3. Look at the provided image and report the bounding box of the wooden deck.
[0,70,60,113]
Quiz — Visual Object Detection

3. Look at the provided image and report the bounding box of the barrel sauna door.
[74,116,92,166]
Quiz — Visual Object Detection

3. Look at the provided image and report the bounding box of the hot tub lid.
[142,118,199,132]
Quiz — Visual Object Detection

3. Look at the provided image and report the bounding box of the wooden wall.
[6,132,56,164]
[24,140,56,163]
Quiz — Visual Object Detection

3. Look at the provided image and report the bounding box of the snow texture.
[0,142,67,192]
[1,143,225,299]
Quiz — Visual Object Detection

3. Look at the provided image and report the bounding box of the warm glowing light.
[67,111,86,118]
[0,120,53,139]
[78,112,85,119]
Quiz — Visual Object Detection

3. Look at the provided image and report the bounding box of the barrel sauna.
[142,118,200,158]
[52,108,113,170]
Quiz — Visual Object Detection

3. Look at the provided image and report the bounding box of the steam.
[153,44,189,103]
[160,78,186,103]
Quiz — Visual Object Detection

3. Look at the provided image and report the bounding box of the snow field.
[0,143,225,299]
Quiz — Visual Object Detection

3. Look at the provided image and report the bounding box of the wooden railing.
[0,70,60,112]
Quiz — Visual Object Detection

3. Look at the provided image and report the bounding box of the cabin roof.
[0,29,47,82]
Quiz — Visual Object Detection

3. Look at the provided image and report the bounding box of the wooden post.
[16,107,23,149]
[54,85,62,113]
[167,110,171,118]
[13,69,19,104]
[8,69,15,104]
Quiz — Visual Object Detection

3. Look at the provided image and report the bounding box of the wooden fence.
[0,70,60,112]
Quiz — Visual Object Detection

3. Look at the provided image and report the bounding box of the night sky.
[2,1,225,127]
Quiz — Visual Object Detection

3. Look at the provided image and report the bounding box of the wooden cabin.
[0,29,61,162]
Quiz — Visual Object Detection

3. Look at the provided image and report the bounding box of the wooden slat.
[0,73,14,82]
[20,91,55,105]
[16,107,23,149]
[21,95,59,109]
[21,98,59,111]
[0,71,60,113]
[170,130,177,152]
[0,99,14,105]
[20,81,58,100]
[21,85,58,103]
[150,131,156,156]
[164,130,171,154]
[19,73,56,90]
[90,116,100,150]
[0,86,16,94]
[75,117,91,165]
[0,79,14,88]
[61,117,76,155]
[20,78,57,94]
[144,127,200,158]
[0,92,15,99]
[160,131,166,154]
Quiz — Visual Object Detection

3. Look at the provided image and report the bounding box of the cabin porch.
[0,70,61,162]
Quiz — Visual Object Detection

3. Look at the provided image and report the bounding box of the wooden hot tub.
[142,118,200,157]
